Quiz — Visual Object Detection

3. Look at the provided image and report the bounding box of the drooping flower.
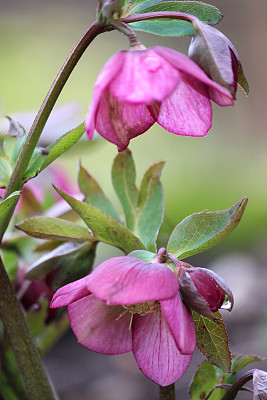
[51,256,196,386]
[85,46,233,151]
[175,261,233,319]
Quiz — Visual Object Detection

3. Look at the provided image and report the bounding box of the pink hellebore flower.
[51,256,196,386]
[85,46,233,151]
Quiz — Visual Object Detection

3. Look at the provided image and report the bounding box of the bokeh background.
[1,0,267,399]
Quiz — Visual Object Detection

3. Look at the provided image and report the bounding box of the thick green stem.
[159,384,176,400]
[0,257,55,400]
[3,20,104,201]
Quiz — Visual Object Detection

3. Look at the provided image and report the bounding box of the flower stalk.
[0,257,55,400]
[159,383,176,400]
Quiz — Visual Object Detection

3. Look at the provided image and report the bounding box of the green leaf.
[167,197,247,259]
[232,354,264,372]
[38,313,70,357]
[54,186,146,254]
[26,298,48,337]
[136,161,165,252]
[26,242,96,291]
[1,249,18,283]
[193,310,231,372]
[0,157,12,186]
[189,360,236,400]
[16,216,94,242]
[8,135,26,169]
[78,164,121,222]
[128,249,156,262]
[131,0,162,13]
[128,1,222,37]
[0,191,21,239]
[3,118,26,168]
[24,123,84,179]
[112,149,139,230]
[128,18,193,36]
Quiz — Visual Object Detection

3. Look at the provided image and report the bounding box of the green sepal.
[79,164,121,222]
[136,160,165,252]
[54,186,146,254]
[128,1,222,37]
[167,197,247,259]
[16,216,95,242]
[112,149,139,230]
[24,123,84,179]
[192,310,231,372]
[26,241,96,291]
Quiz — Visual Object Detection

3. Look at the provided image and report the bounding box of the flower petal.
[68,294,132,354]
[158,73,212,136]
[161,294,196,355]
[153,46,233,106]
[95,90,156,151]
[50,276,90,308]
[110,49,181,104]
[85,51,124,140]
[132,308,192,386]
[86,256,179,305]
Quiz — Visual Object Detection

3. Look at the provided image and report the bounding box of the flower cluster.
[51,253,232,386]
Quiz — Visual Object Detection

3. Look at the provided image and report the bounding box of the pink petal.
[161,294,196,355]
[86,256,179,305]
[132,308,192,386]
[95,90,156,151]
[85,52,124,140]
[110,49,181,104]
[157,73,212,136]
[50,276,90,308]
[153,46,233,106]
[68,294,132,355]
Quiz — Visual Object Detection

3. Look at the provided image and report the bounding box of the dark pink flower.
[51,256,196,386]
[85,46,233,151]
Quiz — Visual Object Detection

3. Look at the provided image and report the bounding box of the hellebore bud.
[188,20,248,98]
[175,262,233,319]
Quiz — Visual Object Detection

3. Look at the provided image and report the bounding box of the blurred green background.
[1,1,267,399]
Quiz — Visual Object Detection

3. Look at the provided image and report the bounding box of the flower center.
[117,301,160,330]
